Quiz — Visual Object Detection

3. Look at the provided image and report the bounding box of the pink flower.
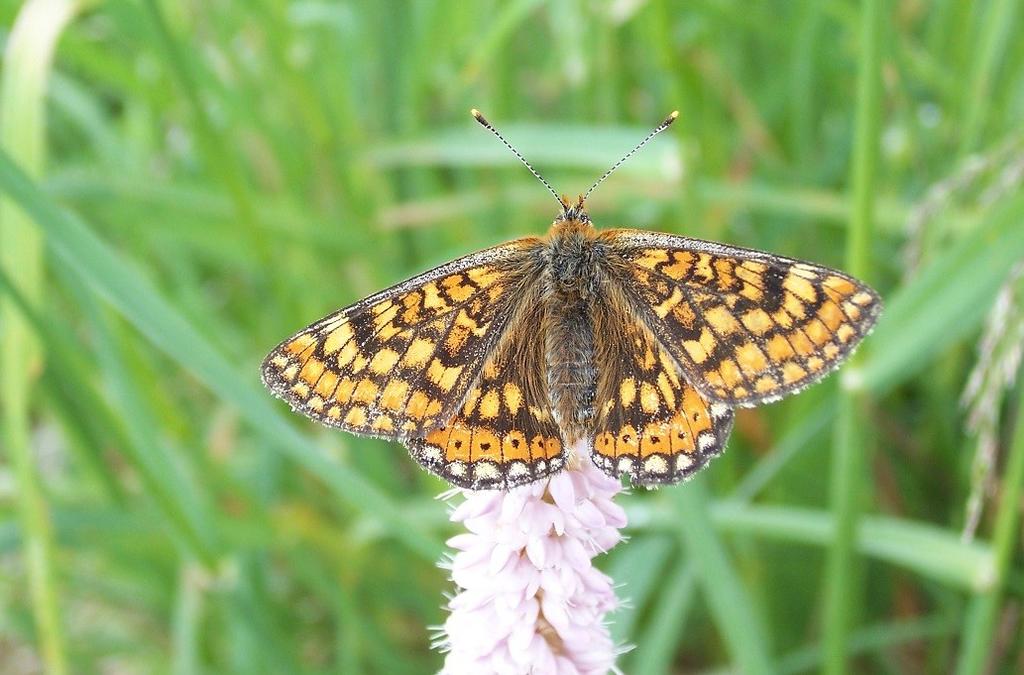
[437,440,627,674]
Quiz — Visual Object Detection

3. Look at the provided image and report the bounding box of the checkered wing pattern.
[602,230,882,407]
[590,300,734,485]
[408,300,565,490]
[261,239,542,440]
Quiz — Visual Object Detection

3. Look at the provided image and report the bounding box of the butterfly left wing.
[261,239,543,439]
[407,299,566,490]
[600,229,882,407]
[590,296,734,485]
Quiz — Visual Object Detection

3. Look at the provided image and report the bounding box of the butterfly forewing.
[408,298,566,490]
[602,230,881,407]
[590,297,734,485]
[261,239,542,439]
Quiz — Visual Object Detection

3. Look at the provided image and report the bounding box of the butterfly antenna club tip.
[470,108,490,127]
[583,110,681,201]
[470,107,562,207]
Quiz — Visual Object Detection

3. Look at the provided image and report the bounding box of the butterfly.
[262,110,881,490]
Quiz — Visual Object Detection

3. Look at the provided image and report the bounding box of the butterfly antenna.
[471,109,563,209]
[583,111,679,202]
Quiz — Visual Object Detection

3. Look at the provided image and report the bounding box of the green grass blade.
[171,562,203,675]
[368,122,682,177]
[788,2,825,171]
[459,0,546,85]
[630,502,996,592]
[70,273,223,562]
[955,386,1024,674]
[629,560,698,675]
[0,146,443,562]
[673,479,775,674]
[856,193,1024,394]
[958,0,1019,154]
[776,613,957,675]
[139,0,257,230]
[729,398,836,503]
[367,133,931,234]
[607,534,675,646]
[0,264,219,561]
[0,2,84,672]
[825,2,884,671]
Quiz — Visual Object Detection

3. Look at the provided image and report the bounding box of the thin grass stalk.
[0,2,83,672]
[824,1,883,673]
[82,293,222,563]
[608,535,674,648]
[288,551,364,675]
[954,382,1024,674]
[4,246,231,565]
[776,613,958,675]
[171,562,203,675]
[629,560,697,675]
[709,505,991,591]
[959,0,1019,155]
[139,0,257,231]
[458,0,546,86]
[674,478,775,674]
[790,2,825,173]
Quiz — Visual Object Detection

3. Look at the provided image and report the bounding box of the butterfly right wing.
[590,292,734,486]
[261,239,543,439]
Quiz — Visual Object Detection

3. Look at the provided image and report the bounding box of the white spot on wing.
[676,454,694,471]
[473,461,499,480]
[643,456,668,474]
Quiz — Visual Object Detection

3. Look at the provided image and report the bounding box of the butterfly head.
[557,194,590,225]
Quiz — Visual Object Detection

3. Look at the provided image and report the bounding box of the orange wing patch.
[590,303,733,485]
[407,302,565,490]
[603,231,882,407]
[261,241,541,440]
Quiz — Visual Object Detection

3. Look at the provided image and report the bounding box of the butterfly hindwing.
[590,297,734,485]
[601,230,882,407]
[408,298,566,490]
[261,239,543,439]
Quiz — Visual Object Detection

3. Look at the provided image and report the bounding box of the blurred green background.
[1,0,1023,673]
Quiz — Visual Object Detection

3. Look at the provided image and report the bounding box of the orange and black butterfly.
[262,111,881,490]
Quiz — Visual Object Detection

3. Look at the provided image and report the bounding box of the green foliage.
[1,1,1023,673]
